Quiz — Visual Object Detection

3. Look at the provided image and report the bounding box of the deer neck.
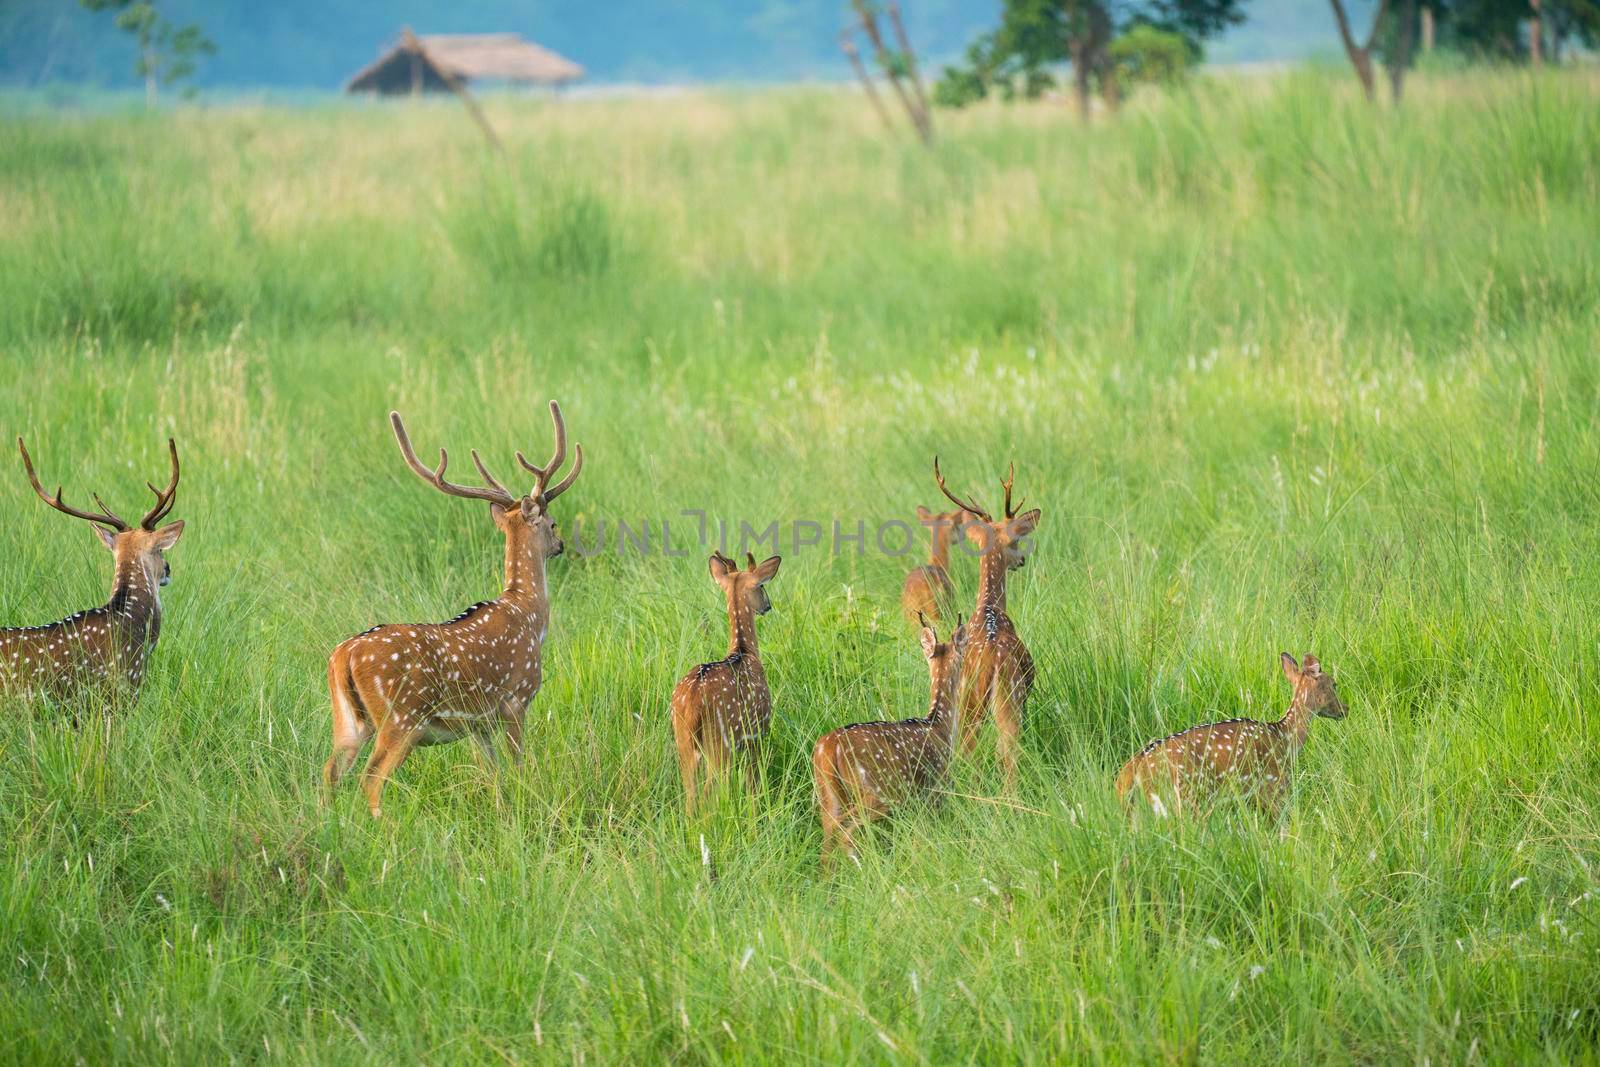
[500,527,548,613]
[107,551,161,641]
[974,548,1010,618]
[926,664,959,745]
[725,591,759,660]
[927,522,953,573]
[1274,693,1315,753]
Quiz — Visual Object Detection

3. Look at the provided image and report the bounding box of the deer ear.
[708,553,733,581]
[1302,653,1321,676]
[915,505,933,522]
[951,619,970,650]
[752,555,781,584]
[151,520,184,551]
[919,626,939,660]
[490,501,509,523]
[1280,652,1301,682]
[1010,508,1041,540]
[93,525,118,551]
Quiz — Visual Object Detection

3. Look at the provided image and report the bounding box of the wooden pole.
[850,3,931,145]
[1529,0,1543,67]
[885,3,932,140]
[840,32,895,134]
[400,27,503,152]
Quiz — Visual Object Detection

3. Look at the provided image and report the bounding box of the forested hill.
[1,0,1342,91]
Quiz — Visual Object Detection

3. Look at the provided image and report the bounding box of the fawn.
[933,458,1040,792]
[900,505,970,623]
[1115,653,1347,820]
[1,438,183,706]
[670,550,782,814]
[812,613,968,871]
[323,402,582,817]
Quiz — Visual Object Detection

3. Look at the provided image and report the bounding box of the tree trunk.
[1069,37,1092,121]
[1385,0,1417,103]
[1099,53,1120,112]
[1529,0,1543,67]
[850,2,931,145]
[886,3,933,142]
[1328,0,1390,103]
[839,33,895,134]
[1420,6,1435,52]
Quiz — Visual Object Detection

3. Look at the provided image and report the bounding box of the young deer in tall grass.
[812,613,968,871]
[1116,653,1347,821]
[670,550,782,814]
[899,505,970,623]
[323,402,582,818]
[1,438,183,706]
[933,458,1040,792]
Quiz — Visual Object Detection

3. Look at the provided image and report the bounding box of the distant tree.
[1107,24,1197,87]
[1329,0,1439,103]
[1433,0,1599,60]
[932,1,1245,120]
[78,0,214,104]
[1334,0,1600,103]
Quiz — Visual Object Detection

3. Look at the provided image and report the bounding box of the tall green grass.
[1,70,1597,1062]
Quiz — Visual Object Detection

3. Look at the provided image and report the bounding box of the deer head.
[18,437,185,589]
[918,611,969,693]
[933,458,1039,570]
[709,550,782,616]
[913,504,972,560]
[1281,652,1346,719]
[390,401,582,562]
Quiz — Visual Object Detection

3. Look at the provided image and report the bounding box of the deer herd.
[2,403,1347,867]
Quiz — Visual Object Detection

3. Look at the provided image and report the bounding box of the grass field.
[2,68,1599,1063]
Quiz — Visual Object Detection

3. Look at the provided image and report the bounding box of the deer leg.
[362,719,422,819]
[739,737,764,797]
[815,770,845,873]
[832,808,866,870]
[696,727,731,812]
[673,712,701,817]
[470,730,500,771]
[324,648,373,796]
[500,696,528,766]
[993,680,1025,794]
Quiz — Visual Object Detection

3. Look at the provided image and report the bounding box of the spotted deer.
[322,402,582,818]
[670,550,782,814]
[933,458,1040,792]
[812,613,968,871]
[0,438,183,707]
[1115,653,1347,820]
[899,505,970,623]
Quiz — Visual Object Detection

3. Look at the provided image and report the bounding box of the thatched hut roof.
[345,33,584,94]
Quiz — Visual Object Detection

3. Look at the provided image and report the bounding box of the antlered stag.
[323,402,582,817]
[1,438,183,706]
[932,458,1040,792]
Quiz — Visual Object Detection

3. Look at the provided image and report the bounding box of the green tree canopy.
[933,0,1247,117]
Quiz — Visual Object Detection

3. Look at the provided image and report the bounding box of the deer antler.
[933,456,991,522]
[139,439,180,529]
[390,412,517,506]
[17,438,130,531]
[1000,461,1023,519]
[516,400,583,505]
